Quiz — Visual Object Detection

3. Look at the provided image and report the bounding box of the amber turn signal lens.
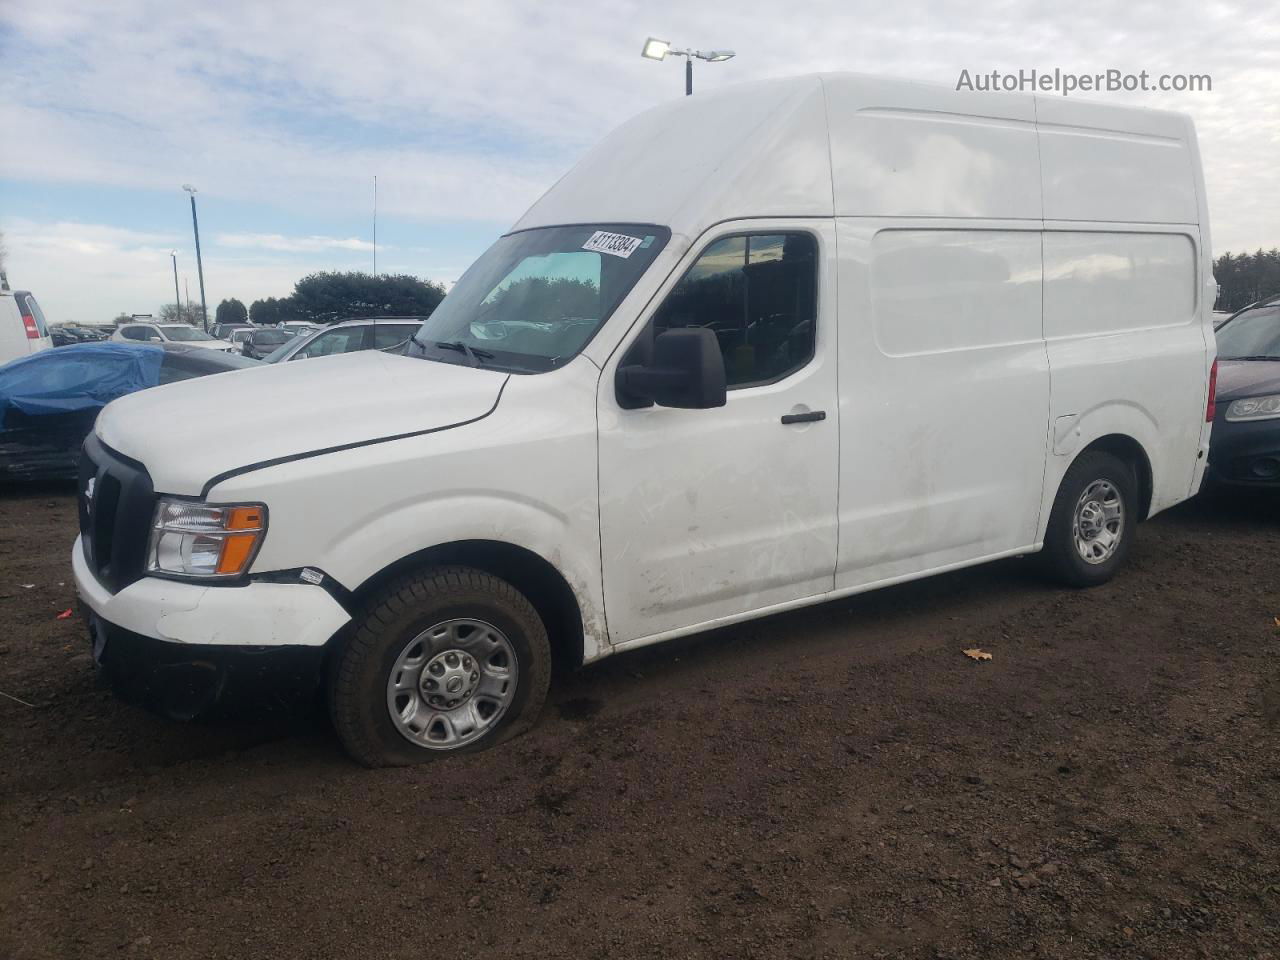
[225,507,264,531]
[216,533,259,575]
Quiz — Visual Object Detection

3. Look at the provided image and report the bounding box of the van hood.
[96,351,508,495]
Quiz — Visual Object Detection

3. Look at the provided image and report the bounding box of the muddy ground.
[1,485,1277,960]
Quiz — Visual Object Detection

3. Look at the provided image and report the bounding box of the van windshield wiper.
[433,340,494,367]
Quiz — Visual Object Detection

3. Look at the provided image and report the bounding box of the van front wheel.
[1040,450,1137,588]
[329,566,551,767]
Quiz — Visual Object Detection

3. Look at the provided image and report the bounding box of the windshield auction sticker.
[583,231,644,259]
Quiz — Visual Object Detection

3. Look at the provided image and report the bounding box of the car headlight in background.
[147,499,267,578]
[1225,394,1280,422]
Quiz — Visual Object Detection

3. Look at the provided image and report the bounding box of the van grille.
[78,434,156,594]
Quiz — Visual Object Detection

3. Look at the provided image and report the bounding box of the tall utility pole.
[170,250,181,312]
[182,184,209,331]
[373,175,378,275]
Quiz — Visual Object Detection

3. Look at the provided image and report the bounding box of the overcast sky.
[1,0,1276,323]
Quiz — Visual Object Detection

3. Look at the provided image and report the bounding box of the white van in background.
[0,278,53,365]
[73,74,1216,766]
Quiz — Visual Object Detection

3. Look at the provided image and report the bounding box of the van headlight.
[147,499,267,579]
[1225,395,1280,422]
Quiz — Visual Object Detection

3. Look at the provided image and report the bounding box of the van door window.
[651,232,817,388]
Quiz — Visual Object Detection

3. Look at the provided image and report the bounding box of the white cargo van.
[72,74,1216,765]
[0,279,54,365]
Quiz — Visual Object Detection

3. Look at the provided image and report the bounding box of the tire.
[1040,450,1138,588]
[328,565,551,767]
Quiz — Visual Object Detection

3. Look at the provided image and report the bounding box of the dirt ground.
[1,485,1277,960]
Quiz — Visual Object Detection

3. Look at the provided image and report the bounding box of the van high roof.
[514,73,1204,245]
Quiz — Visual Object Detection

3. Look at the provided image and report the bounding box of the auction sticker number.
[583,231,644,259]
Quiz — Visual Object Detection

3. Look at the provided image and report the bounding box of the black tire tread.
[328,565,551,767]
[1040,450,1137,588]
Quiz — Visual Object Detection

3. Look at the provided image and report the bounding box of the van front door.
[597,222,840,648]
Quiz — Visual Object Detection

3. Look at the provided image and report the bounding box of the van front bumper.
[72,535,352,717]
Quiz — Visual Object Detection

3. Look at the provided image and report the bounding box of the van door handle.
[780,410,826,425]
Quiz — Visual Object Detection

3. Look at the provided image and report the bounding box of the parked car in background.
[1206,295,1280,489]
[0,285,53,365]
[279,321,322,337]
[52,325,107,346]
[240,327,296,359]
[227,327,257,353]
[112,322,234,352]
[263,317,425,363]
[0,342,258,482]
[211,322,254,340]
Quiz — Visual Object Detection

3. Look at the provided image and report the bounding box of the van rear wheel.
[329,566,551,767]
[1040,450,1137,588]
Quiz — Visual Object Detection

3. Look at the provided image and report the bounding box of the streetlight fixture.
[640,37,735,96]
[169,250,181,314]
[182,184,209,331]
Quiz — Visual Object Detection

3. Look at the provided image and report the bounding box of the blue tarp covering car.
[0,343,164,428]
[0,342,258,482]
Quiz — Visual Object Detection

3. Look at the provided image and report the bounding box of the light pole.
[169,250,181,314]
[641,38,735,95]
[182,184,209,331]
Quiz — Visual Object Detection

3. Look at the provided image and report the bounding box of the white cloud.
[216,233,375,253]
[0,0,1277,322]
[1,0,1276,250]
[0,219,348,323]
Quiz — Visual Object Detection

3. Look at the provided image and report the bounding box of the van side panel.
[0,297,27,366]
[834,220,1050,588]
[822,76,1042,221]
[1037,224,1207,526]
[1035,98,1199,225]
[1034,100,1209,525]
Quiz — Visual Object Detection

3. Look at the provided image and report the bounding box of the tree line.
[175,272,449,328]
[1213,249,1280,313]
[245,272,446,326]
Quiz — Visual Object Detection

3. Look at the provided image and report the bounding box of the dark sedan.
[1207,296,1280,489]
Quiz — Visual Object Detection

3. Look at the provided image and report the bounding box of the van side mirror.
[616,328,727,410]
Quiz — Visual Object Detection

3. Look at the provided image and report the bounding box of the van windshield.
[410,224,670,373]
